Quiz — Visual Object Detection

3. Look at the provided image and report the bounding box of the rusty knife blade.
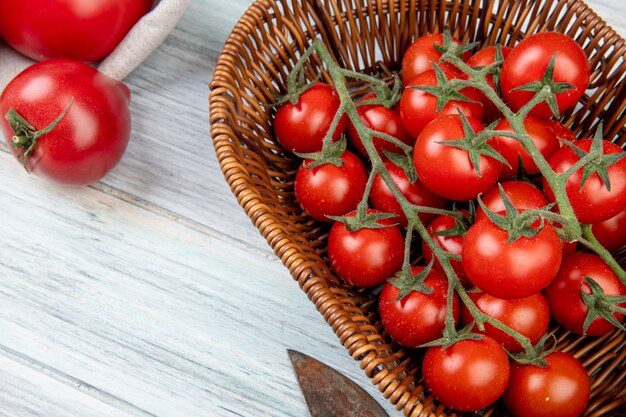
[287,349,390,417]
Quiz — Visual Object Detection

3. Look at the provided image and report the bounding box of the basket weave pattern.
[209,0,626,415]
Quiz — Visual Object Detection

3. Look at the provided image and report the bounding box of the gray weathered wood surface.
[1,1,624,416]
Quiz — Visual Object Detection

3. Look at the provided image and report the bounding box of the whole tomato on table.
[0,60,131,186]
[0,0,153,62]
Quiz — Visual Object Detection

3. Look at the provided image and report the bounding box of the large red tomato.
[327,210,405,287]
[543,253,626,336]
[543,138,626,224]
[503,352,590,417]
[0,60,131,186]
[379,267,459,347]
[413,114,502,201]
[500,32,590,118]
[462,216,562,299]
[422,336,510,412]
[0,0,152,62]
[274,83,348,154]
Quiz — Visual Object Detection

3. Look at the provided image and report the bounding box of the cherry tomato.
[543,138,626,224]
[369,159,447,228]
[273,83,348,154]
[0,0,152,62]
[592,207,626,251]
[347,94,413,159]
[401,33,469,85]
[503,352,590,417]
[490,116,560,180]
[545,119,577,147]
[294,150,367,222]
[466,45,512,122]
[422,335,510,412]
[400,67,484,139]
[328,210,404,287]
[379,267,459,347]
[500,32,590,119]
[413,114,502,201]
[0,60,131,186]
[475,180,548,222]
[421,211,472,288]
[543,253,626,336]
[461,290,550,353]
[462,216,562,299]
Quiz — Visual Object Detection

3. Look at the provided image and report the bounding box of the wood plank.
[0,151,397,417]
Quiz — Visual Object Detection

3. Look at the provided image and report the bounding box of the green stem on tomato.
[580,224,626,284]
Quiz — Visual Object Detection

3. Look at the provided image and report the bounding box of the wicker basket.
[209,0,626,415]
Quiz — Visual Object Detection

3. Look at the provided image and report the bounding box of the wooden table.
[1,1,624,416]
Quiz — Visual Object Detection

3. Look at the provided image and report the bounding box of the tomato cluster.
[0,0,152,186]
[274,31,626,416]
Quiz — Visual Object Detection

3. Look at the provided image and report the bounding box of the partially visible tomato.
[294,150,367,222]
[347,94,413,159]
[475,180,548,222]
[503,352,590,417]
[422,336,510,412]
[421,211,472,288]
[461,290,550,353]
[328,210,405,287]
[544,138,626,224]
[545,119,577,147]
[500,32,590,118]
[274,83,348,154]
[466,45,512,122]
[491,116,560,180]
[543,253,626,336]
[379,267,459,347]
[369,159,448,228]
[0,60,131,186]
[592,207,626,251]
[413,114,501,201]
[400,67,484,139]
[0,0,152,62]
[401,33,469,85]
[462,216,562,299]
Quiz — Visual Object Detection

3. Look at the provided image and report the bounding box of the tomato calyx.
[561,125,626,192]
[433,27,479,67]
[5,98,73,172]
[296,136,348,168]
[387,261,435,301]
[438,112,509,177]
[327,210,398,233]
[580,276,626,335]
[410,63,480,113]
[507,332,557,367]
[419,322,482,350]
[432,204,474,238]
[510,53,575,118]
[355,74,403,110]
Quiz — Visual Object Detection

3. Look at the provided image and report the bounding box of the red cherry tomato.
[347,94,413,159]
[544,119,577,147]
[401,33,469,85]
[294,150,368,222]
[461,290,550,352]
[0,0,152,62]
[466,45,512,122]
[475,180,548,222]
[0,60,131,186]
[462,216,562,299]
[422,336,510,412]
[491,116,560,180]
[328,210,404,287]
[413,114,502,201]
[543,138,626,224]
[274,83,348,154]
[400,67,484,139]
[592,207,626,251]
[369,159,447,228]
[503,352,590,417]
[421,211,472,288]
[543,253,626,336]
[500,32,590,119]
[379,267,459,347]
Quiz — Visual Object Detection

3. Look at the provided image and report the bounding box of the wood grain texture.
[0,0,624,417]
